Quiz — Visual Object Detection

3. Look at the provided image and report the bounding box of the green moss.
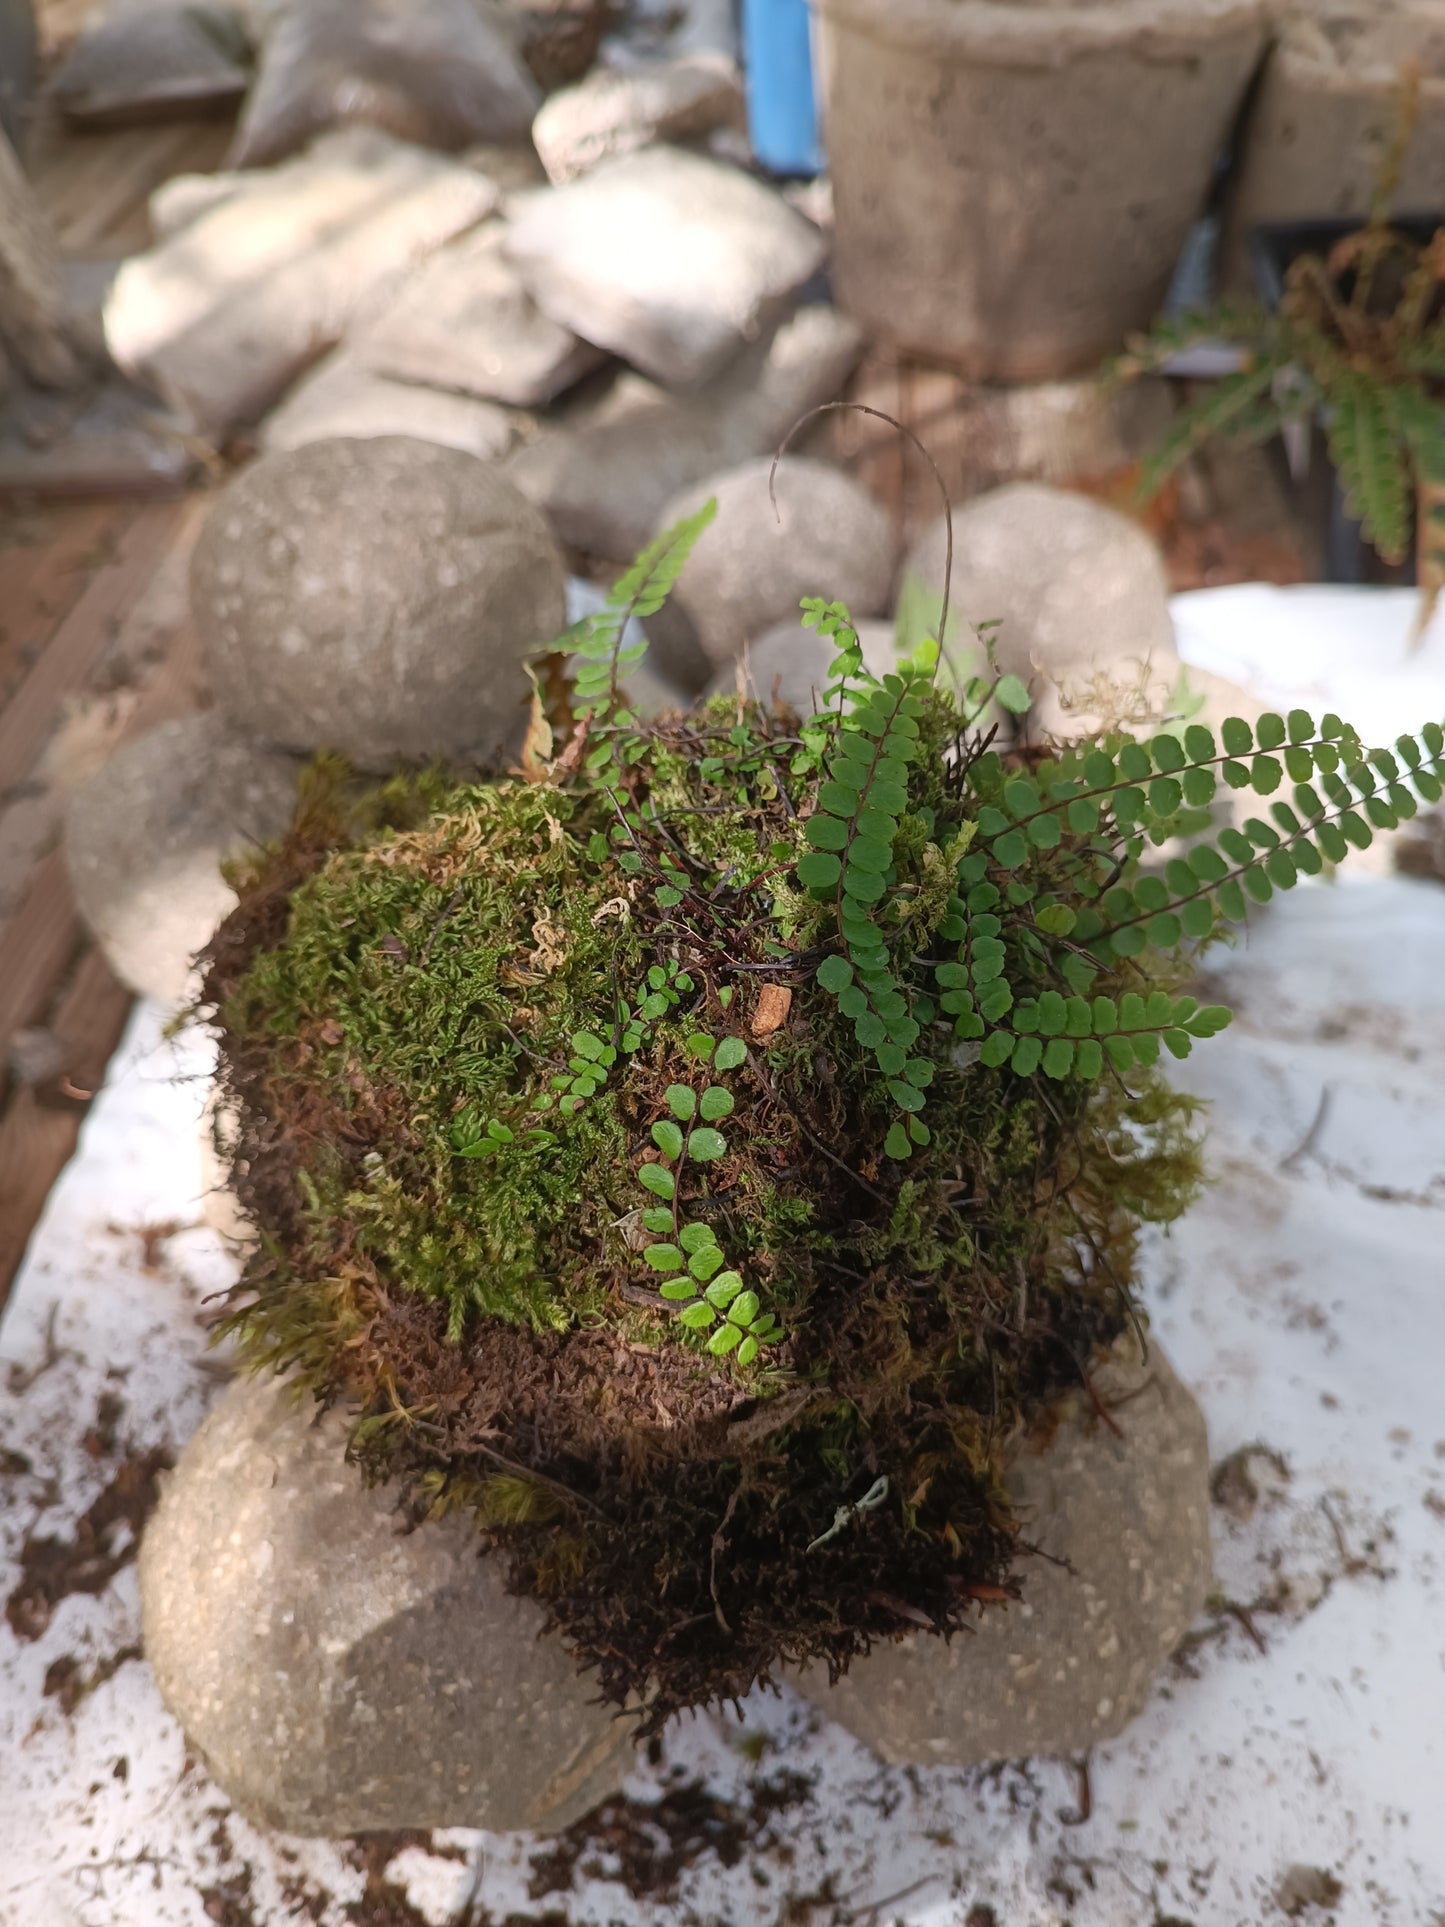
[195,495,1436,1723]
[208,687,1211,1722]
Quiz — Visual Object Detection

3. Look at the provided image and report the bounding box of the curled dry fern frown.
[200,481,1445,1726]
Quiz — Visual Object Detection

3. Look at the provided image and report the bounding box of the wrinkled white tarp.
[3,588,1445,1926]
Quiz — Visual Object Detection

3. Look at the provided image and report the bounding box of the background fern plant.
[1119,220,1445,619]
[201,487,1443,1728]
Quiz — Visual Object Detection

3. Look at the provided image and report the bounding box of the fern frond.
[570,499,718,724]
[609,498,718,620]
[1390,386,1445,611]
[953,711,1445,1078]
[799,650,940,1157]
[1113,301,1271,379]
[1326,372,1412,562]
[1137,356,1288,501]
[1398,325,1445,380]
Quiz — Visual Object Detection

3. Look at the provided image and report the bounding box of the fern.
[632,1045,782,1364]
[1114,301,1273,377]
[1136,353,1292,499]
[1119,212,1445,604]
[949,711,1445,1082]
[796,604,944,1157]
[1393,385,1445,623]
[1328,371,1412,563]
[571,500,717,757]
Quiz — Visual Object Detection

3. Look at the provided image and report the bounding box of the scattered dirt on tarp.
[196,1867,261,1927]
[1209,1441,1291,1520]
[82,1389,127,1460]
[42,1641,142,1715]
[1275,1863,1344,1918]
[342,1830,468,1926]
[527,1770,817,1906]
[4,1445,172,1641]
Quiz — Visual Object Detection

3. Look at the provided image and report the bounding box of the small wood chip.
[750,984,792,1039]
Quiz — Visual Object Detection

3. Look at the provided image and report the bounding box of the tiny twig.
[848,1875,940,1922]
[419,887,465,963]
[1223,1599,1268,1654]
[496,1021,568,1074]
[770,401,960,685]
[746,1048,892,1206]
[1058,1753,1093,1827]
[1280,1083,1333,1173]
[709,1482,743,1633]
[807,1475,890,1553]
[1017,1535,1077,1576]
[458,1441,606,1520]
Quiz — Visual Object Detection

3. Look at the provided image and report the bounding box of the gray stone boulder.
[139,1372,633,1835]
[506,302,866,561]
[903,484,1179,740]
[64,714,301,1006]
[653,456,895,687]
[227,0,540,168]
[352,222,607,409]
[500,0,613,91]
[0,0,36,154]
[532,53,745,184]
[259,348,519,459]
[139,1339,1209,1832]
[46,3,252,126]
[796,1336,1213,1765]
[704,616,898,713]
[503,146,828,387]
[192,436,567,771]
[104,130,498,439]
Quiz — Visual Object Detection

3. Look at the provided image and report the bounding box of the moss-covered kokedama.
[204,507,1445,1728]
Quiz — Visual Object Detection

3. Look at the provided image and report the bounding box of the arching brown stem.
[769,401,959,684]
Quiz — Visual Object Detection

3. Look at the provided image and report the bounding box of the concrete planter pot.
[139,1336,1211,1835]
[1220,8,1445,290]
[816,0,1267,378]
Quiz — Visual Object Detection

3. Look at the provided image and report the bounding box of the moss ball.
[206,670,1206,1723]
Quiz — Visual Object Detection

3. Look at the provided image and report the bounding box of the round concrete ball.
[191,436,568,771]
[140,1372,634,1835]
[653,456,896,687]
[904,483,1177,698]
[703,616,899,713]
[64,713,301,1007]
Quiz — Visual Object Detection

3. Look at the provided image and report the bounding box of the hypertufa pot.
[138,1336,1211,1835]
[815,0,1267,378]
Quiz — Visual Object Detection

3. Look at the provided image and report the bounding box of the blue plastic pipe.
[742,0,822,178]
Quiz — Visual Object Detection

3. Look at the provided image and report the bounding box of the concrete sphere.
[191,435,568,771]
[64,713,300,1006]
[653,456,896,688]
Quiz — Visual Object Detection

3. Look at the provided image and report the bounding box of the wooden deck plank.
[34,112,236,256]
[0,497,189,797]
[0,492,206,918]
[0,849,79,1088]
[0,502,131,708]
[0,947,134,1317]
[0,101,231,1323]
